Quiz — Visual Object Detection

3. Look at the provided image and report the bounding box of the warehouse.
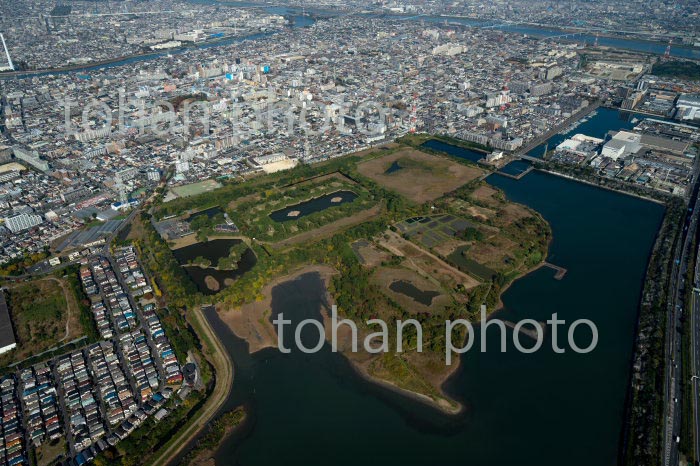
[0,292,17,355]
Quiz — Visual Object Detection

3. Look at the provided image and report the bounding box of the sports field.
[171,179,223,198]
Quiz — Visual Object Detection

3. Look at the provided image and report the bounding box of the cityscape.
[0,1,698,466]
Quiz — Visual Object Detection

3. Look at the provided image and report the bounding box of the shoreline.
[537,168,667,205]
[346,352,464,416]
[149,305,234,466]
[180,407,247,466]
[218,263,466,415]
[217,263,337,353]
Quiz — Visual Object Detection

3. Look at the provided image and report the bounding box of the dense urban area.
[0,1,698,466]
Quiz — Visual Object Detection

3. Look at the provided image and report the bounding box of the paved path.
[149,305,234,466]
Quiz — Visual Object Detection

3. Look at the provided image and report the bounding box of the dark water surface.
[389,279,440,306]
[422,139,486,163]
[172,239,256,295]
[269,190,358,223]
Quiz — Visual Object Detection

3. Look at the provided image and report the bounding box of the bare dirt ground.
[470,184,500,203]
[377,230,480,289]
[499,203,531,226]
[357,148,484,203]
[468,235,518,270]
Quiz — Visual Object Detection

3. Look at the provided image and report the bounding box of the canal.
[527,107,655,158]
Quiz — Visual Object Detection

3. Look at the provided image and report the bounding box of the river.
[0,5,315,80]
[409,15,700,60]
[201,164,664,465]
[3,1,698,80]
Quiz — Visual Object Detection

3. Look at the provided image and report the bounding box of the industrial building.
[3,212,43,233]
[0,292,17,355]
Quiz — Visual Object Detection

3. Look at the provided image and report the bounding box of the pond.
[447,245,496,281]
[388,280,440,306]
[188,206,224,222]
[171,239,256,295]
[385,161,403,174]
[269,190,358,223]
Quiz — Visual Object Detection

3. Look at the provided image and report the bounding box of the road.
[690,189,700,465]
[663,156,700,466]
[691,282,700,465]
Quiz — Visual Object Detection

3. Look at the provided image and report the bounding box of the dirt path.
[50,277,80,342]
[382,230,480,288]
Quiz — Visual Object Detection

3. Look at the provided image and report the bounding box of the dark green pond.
[447,245,497,281]
[188,206,224,222]
[171,239,256,295]
[269,190,358,223]
[205,170,664,466]
[385,160,404,174]
[389,280,440,306]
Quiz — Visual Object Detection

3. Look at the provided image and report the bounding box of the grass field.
[140,139,550,409]
[171,180,223,198]
[0,277,82,366]
[357,148,484,203]
[230,176,376,243]
[36,437,67,466]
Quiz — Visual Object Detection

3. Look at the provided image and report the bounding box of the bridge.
[47,10,180,18]
[480,22,520,29]
[519,154,546,163]
[543,31,587,41]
